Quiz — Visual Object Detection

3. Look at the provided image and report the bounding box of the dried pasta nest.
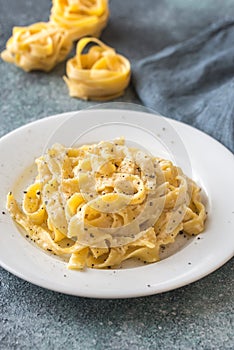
[50,0,109,41]
[1,22,72,72]
[64,37,131,100]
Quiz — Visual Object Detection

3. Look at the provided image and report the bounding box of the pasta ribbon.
[50,0,109,41]
[22,183,46,225]
[64,37,131,100]
[1,22,72,72]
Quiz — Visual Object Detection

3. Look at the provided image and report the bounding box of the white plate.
[0,109,233,298]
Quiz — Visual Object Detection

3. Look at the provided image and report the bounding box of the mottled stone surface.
[0,1,233,349]
[1,263,234,350]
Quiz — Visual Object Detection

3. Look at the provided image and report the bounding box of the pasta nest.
[64,37,131,100]
[1,22,72,72]
[50,0,109,41]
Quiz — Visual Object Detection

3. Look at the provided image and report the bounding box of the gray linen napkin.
[132,19,234,153]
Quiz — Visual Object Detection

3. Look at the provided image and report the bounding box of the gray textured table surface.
[0,1,233,349]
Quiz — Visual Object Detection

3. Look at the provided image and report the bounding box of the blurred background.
[1,0,234,137]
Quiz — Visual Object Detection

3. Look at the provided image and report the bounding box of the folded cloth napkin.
[132,19,234,153]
